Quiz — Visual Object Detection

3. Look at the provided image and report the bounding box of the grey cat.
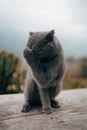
[22,30,65,114]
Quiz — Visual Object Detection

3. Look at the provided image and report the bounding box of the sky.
[0,0,87,58]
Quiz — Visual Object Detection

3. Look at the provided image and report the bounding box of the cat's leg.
[23,47,51,86]
[49,82,62,108]
[22,73,34,112]
[38,87,52,114]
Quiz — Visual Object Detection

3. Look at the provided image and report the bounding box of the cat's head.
[25,30,57,64]
[27,30,55,50]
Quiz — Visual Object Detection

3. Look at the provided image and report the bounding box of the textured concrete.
[0,89,87,130]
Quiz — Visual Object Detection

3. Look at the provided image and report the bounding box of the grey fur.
[22,30,65,114]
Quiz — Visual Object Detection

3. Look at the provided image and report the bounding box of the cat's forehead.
[28,32,48,45]
[27,30,55,48]
[30,32,48,40]
[29,30,54,42]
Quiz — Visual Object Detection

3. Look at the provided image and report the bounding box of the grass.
[63,58,87,90]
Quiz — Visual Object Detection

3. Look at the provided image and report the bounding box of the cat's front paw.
[21,102,31,113]
[42,107,52,114]
[23,47,32,58]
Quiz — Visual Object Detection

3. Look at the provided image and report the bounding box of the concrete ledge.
[0,89,87,130]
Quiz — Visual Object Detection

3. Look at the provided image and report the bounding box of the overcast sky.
[0,0,87,58]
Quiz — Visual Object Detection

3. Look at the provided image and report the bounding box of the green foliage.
[0,51,26,94]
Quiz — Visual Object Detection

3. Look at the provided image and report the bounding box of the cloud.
[0,0,87,57]
[0,0,87,39]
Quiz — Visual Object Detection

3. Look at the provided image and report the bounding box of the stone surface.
[0,89,87,130]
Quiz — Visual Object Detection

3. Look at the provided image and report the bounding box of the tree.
[0,51,21,94]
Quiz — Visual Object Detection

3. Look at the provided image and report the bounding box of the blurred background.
[0,0,87,94]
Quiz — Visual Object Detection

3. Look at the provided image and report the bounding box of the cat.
[22,30,65,114]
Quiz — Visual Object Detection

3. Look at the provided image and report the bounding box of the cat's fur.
[22,30,65,114]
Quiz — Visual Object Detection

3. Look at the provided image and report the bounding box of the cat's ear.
[45,30,55,42]
[29,32,34,36]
